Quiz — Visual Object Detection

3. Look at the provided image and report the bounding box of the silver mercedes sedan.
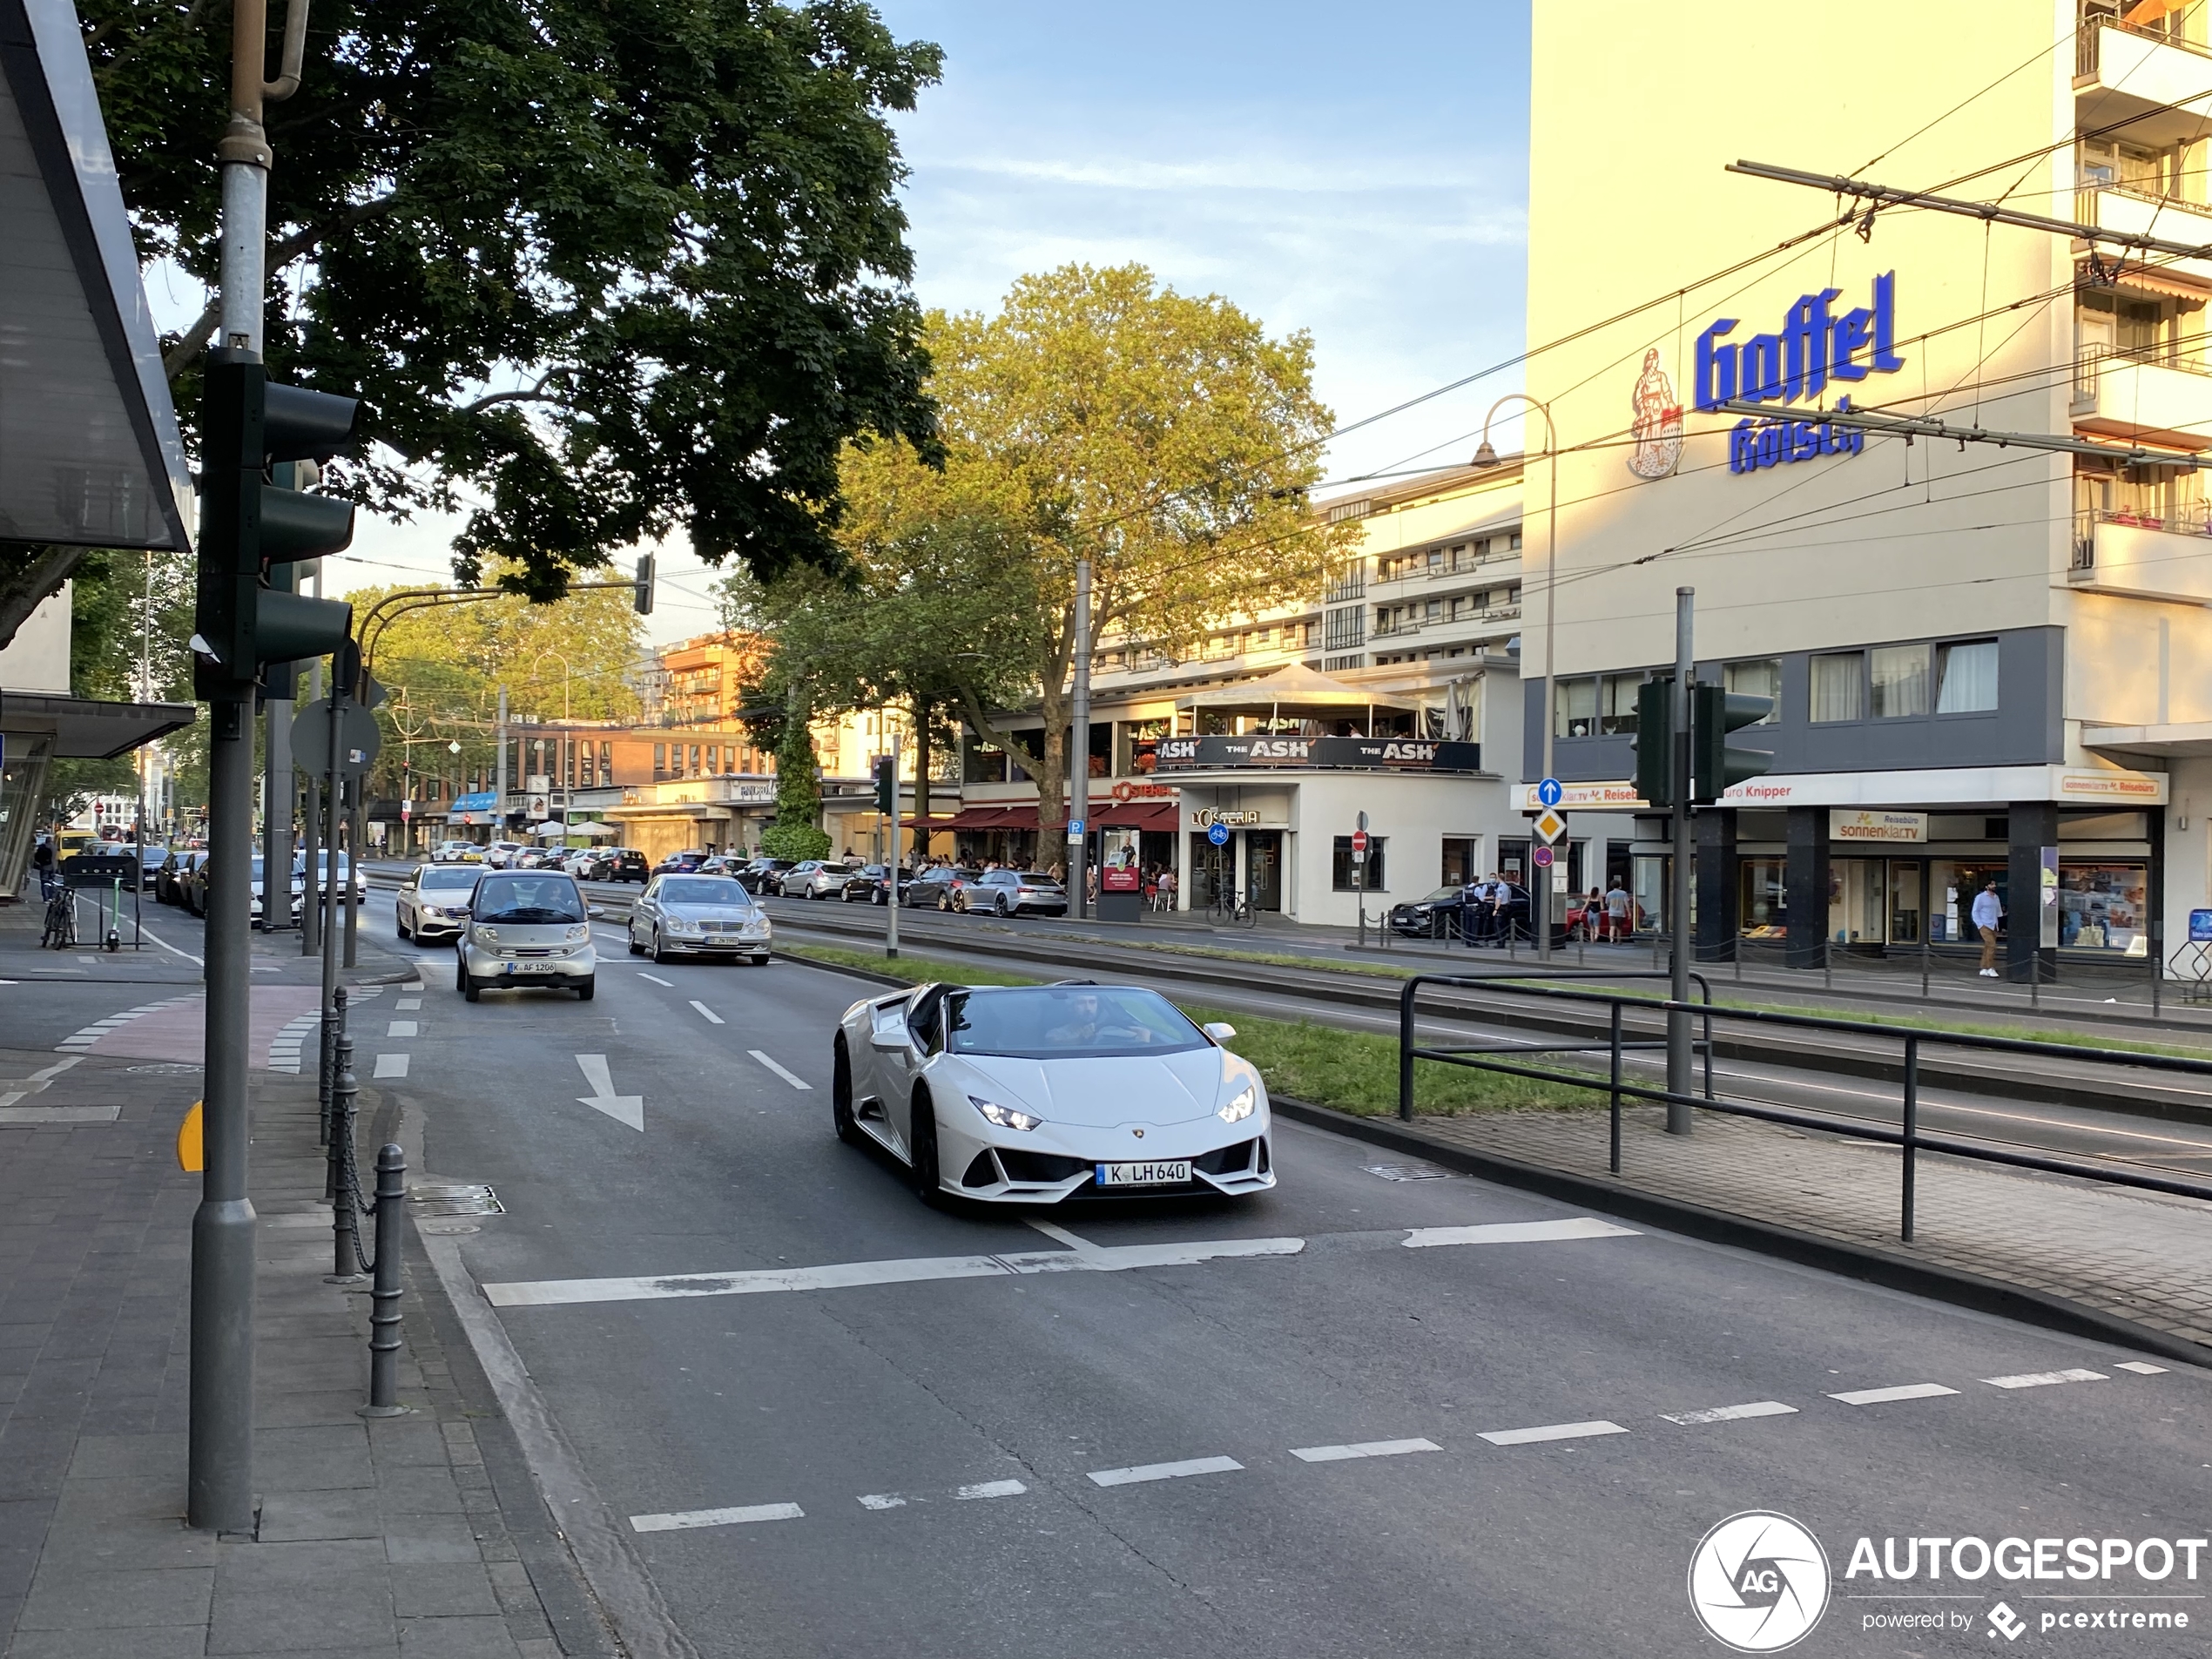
[627,873,773,965]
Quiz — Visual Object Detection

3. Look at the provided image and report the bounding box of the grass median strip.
[774,941,1602,1118]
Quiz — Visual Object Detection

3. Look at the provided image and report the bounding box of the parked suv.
[455,871,595,1001]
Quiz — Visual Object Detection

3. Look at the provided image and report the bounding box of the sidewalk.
[1303,1097,2212,1360]
[0,1043,598,1658]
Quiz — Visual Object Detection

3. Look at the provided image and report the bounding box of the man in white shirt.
[1603,881,1632,941]
[1972,880,2004,976]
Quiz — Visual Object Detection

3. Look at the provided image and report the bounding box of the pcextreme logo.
[1689,1512,1831,1652]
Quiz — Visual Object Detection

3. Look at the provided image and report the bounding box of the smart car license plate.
[503,961,554,974]
[1096,1160,1190,1187]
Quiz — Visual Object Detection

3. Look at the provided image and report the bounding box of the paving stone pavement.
[1395,1101,2212,1349]
[0,1042,604,1658]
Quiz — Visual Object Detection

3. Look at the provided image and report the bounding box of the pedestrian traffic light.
[634,554,656,616]
[1690,683,1774,804]
[193,354,361,700]
[1630,678,1673,809]
[873,754,897,815]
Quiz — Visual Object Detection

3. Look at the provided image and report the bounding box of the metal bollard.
[325,1028,367,1284]
[319,987,347,1148]
[359,1144,409,1418]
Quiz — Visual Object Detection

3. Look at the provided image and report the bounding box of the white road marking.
[1289,1438,1440,1463]
[0,1105,121,1124]
[637,973,673,987]
[1401,1218,1640,1248]
[55,998,195,1053]
[1088,1455,1242,1488]
[28,1057,82,1082]
[388,1021,418,1038]
[1828,1383,1959,1406]
[2114,1361,2168,1375]
[1478,1420,1629,1447]
[629,1503,802,1533]
[856,1494,907,1511]
[954,1480,1026,1501]
[1661,1401,1799,1426]
[1982,1368,2107,1390]
[482,1235,1306,1307]
[689,1001,724,1025]
[396,997,421,1010]
[749,1050,811,1090]
[1025,1219,1094,1252]
[575,1055,644,1132]
[374,1053,410,1079]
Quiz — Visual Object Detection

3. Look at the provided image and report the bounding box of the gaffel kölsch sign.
[1696,273,1905,475]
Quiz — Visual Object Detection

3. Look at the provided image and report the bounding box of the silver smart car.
[455,871,597,1001]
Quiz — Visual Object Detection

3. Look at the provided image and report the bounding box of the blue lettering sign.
[1729,399,1865,475]
[1696,273,1904,414]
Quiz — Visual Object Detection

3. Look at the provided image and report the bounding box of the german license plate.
[1096,1160,1190,1187]
[503,961,554,974]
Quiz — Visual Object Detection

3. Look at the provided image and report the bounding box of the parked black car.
[653,849,710,877]
[1387,882,1534,943]
[733,857,796,894]
[155,848,207,907]
[583,847,649,882]
[839,863,890,902]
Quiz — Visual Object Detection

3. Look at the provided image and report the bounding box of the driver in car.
[1044,991,1157,1047]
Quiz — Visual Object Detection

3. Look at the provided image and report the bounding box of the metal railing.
[1397,973,2212,1240]
[2080,3,2212,76]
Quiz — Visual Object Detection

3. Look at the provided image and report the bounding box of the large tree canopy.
[3,0,944,636]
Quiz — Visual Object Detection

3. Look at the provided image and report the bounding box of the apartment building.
[1521,0,2212,975]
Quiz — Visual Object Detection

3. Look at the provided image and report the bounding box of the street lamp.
[1473,394,1560,962]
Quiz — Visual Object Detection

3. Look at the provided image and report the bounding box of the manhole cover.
[1364,1163,1453,1182]
[409,1183,503,1216]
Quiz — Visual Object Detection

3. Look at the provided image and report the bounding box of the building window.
[688,744,701,774]
[1935,639,2000,712]
[1810,652,1865,723]
[1599,672,1643,735]
[653,743,666,776]
[601,741,613,778]
[1332,835,1386,892]
[1325,604,1365,651]
[1554,677,1598,738]
[1870,644,1929,718]
[1724,658,1781,722]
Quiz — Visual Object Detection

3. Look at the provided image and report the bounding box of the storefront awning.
[0,0,192,552]
[1177,661,1415,712]
[0,689,195,757]
[1090,800,1177,828]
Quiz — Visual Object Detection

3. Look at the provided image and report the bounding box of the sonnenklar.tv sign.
[1695,273,1905,475]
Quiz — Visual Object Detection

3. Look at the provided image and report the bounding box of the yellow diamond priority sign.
[1532,807,1568,845]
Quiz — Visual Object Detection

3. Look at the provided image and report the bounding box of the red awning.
[1090,801,1178,829]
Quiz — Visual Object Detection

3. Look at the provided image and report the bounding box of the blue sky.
[325,1,1533,637]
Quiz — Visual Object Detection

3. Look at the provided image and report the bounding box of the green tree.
[839,265,1356,832]
[759,685,830,860]
[1,0,945,645]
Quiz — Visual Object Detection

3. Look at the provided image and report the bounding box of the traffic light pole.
[887,732,900,961]
[1069,556,1090,920]
[1667,586,1694,1133]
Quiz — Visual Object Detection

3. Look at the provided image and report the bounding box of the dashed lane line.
[388,1020,418,1038]
[630,1503,803,1533]
[1289,1439,1440,1463]
[2116,1361,2169,1375]
[1089,1455,1243,1488]
[689,1001,724,1025]
[1401,1218,1638,1248]
[1477,1420,1629,1447]
[637,974,673,987]
[1661,1401,1798,1426]
[1829,1383,1960,1406]
[1983,1368,2107,1390]
[396,997,421,1010]
[374,1054,410,1079]
[955,1480,1027,1501]
[749,1049,812,1090]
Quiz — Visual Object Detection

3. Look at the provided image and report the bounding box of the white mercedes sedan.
[833,981,1275,1204]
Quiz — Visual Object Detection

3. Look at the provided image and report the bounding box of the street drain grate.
[1364,1163,1453,1182]
[409,1183,504,1216]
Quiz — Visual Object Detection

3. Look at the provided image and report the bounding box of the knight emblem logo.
[1628,347,1684,480]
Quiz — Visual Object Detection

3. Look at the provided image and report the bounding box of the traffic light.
[1630,678,1673,809]
[634,554,656,616]
[193,355,361,700]
[873,754,897,815]
[1691,684,1774,803]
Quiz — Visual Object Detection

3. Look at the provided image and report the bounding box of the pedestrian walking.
[1603,880,1631,942]
[1973,879,2004,976]
[1157,867,1177,911]
[31,835,56,900]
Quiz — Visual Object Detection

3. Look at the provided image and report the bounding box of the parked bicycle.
[41,887,76,950]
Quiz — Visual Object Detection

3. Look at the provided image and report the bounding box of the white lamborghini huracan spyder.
[832,981,1276,1204]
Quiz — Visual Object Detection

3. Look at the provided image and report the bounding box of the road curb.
[1271,1098,2212,1371]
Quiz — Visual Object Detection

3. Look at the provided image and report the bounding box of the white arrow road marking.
[689,1001,724,1025]
[575,1054,644,1131]
[482,1234,1306,1307]
[749,1050,811,1090]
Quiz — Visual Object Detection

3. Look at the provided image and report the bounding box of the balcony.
[1368,551,1519,597]
[2074,186,2212,288]
[2077,12,2212,148]
[2069,506,2212,603]
[2071,348,2212,448]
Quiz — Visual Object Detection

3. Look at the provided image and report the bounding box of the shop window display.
[2057,862,2148,954]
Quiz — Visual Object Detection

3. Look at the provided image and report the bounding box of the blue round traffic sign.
[1206,822,1230,846]
[1536,777,1564,808]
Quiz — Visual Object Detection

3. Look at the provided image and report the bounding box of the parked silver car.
[954,868,1068,917]
[455,871,596,1001]
[785,859,858,900]
[627,874,772,965]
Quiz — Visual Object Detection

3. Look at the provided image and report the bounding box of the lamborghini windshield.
[942,986,1206,1059]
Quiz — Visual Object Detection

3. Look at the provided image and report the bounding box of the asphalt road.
[336,899,2212,1655]
[32,886,2208,1654]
